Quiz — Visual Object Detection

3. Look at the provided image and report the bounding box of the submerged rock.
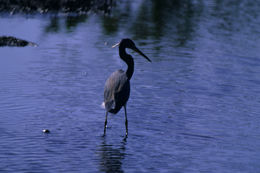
[0,36,37,47]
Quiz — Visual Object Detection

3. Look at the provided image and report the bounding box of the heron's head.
[112,38,151,62]
[120,38,136,49]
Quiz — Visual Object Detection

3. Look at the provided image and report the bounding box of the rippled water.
[1,0,260,172]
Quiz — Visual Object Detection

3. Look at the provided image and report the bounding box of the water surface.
[0,0,260,172]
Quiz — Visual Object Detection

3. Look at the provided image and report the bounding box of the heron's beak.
[133,47,151,62]
[112,42,120,48]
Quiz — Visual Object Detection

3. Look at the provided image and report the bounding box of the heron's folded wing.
[104,70,126,111]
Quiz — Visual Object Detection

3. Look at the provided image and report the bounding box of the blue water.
[1,1,260,172]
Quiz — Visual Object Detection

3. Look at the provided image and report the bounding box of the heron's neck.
[119,47,134,80]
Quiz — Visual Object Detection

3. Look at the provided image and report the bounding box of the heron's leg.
[124,105,128,137]
[103,111,108,136]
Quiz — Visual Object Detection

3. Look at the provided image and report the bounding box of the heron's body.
[103,38,151,137]
[104,69,130,114]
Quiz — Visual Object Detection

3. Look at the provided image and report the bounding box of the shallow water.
[1,0,260,172]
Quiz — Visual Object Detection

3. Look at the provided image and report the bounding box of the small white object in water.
[42,129,50,133]
[101,102,105,109]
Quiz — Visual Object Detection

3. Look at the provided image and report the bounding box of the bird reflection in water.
[97,138,127,173]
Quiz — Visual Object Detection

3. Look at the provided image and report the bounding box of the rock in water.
[0,36,37,47]
[42,129,50,133]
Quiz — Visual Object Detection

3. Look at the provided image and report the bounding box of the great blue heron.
[103,38,151,137]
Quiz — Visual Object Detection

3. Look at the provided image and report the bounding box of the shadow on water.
[65,15,88,31]
[97,137,127,173]
[129,0,202,43]
[41,0,203,52]
[45,15,88,33]
[101,15,119,35]
[45,16,60,33]
[180,132,215,140]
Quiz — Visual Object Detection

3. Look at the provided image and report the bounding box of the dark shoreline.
[0,0,114,14]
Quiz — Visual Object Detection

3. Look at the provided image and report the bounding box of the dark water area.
[1,0,260,172]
